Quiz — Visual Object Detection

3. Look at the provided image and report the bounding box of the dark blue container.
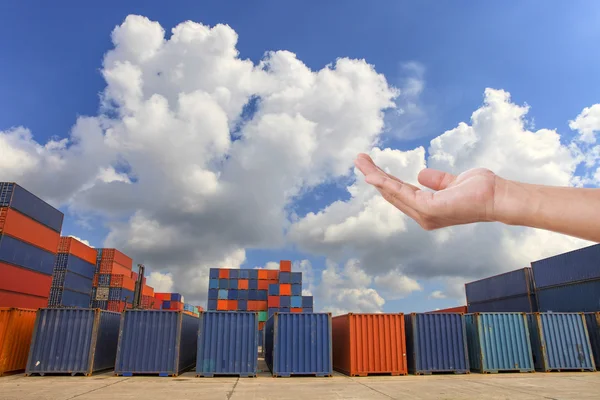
[229,270,239,279]
[305,308,313,313]
[207,300,217,310]
[219,279,228,289]
[208,289,218,299]
[249,269,259,280]
[248,290,258,301]
[115,310,200,376]
[537,280,600,312]
[238,300,247,311]
[265,313,332,377]
[585,313,600,368]
[466,268,534,304]
[0,182,64,233]
[279,272,291,283]
[91,300,108,309]
[269,284,279,296]
[209,279,218,289]
[171,293,182,302]
[258,290,267,301]
[291,272,302,284]
[108,288,134,302]
[218,289,227,299]
[249,280,258,290]
[268,308,277,319]
[163,300,171,309]
[51,270,93,294]
[228,289,238,300]
[238,290,248,300]
[467,294,537,313]
[302,296,313,308]
[196,312,258,377]
[532,244,600,289]
[25,308,120,376]
[54,253,96,279]
[209,268,219,279]
[240,269,250,279]
[279,307,290,313]
[291,296,302,308]
[0,234,56,275]
[291,285,301,296]
[48,287,91,308]
[98,274,111,286]
[405,313,469,374]
[280,296,291,307]
[229,279,238,290]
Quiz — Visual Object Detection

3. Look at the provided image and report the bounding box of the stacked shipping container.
[465,268,537,313]
[0,308,37,376]
[156,292,184,311]
[0,183,63,309]
[91,249,135,312]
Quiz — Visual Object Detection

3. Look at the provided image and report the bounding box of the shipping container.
[527,312,595,372]
[107,301,129,313]
[98,260,131,276]
[467,294,537,313]
[265,313,332,377]
[279,273,291,284]
[0,262,52,298]
[332,313,407,376]
[109,274,136,291]
[0,308,37,376]
[0,183,64,233]
[279,260,291,272]
[240,269,250,279]
[584,313,600,368]
[115,310,200,376]
[465,313,534,373]
[531,244,600,289]
[142,285,154,297]
[51,270,93,295]
[95,287,109,301]
[465,268,534,304]
[108,288,134,302]
[0,234,56,275]
[57,237,97,265]
[26,308,121,376]
[48,287,91,308]
[54,253,96,280]
[537,280,600,312]
[196,312,258,377]
[209,268,219,279]
[99,248,133,269]
[291,284,302,296]
[0,207,60,253]
[404,313,469,375]
[0,290,47,309]
[428,306,467,313]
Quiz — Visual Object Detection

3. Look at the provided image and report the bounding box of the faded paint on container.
[532,244,600,289]
[26,308,121,376]
[465,313,534,373]
[196,312,258,377]
[467,294,537,313]
[265,313,332,377]
[584,313,600,368]
[405,313,469,374]
[332,313,407,376]
[537,280,600,312]
[527,312,596,372]
[0,234,56,275]
[115,310,200,376]
[0,308,37,376]
[0,183,64,233]
[466,268,534,304]
[0,207,60,253]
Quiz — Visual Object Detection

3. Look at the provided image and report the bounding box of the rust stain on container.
[0,308,37,376]
[332,313,407,377]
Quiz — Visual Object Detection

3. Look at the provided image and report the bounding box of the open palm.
[354,153,498,230]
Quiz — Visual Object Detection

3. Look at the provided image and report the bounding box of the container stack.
[91,249,135,312]
[183,303,201,317]
[465,268,537,313]
[0,182,64,309]
[156,292,185,311]
[48,237,97,308]
[532,244,600,312]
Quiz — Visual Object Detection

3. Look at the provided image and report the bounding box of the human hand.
[354,153,501,230]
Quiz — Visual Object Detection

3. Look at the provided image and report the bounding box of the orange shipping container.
[267,279,278,287]
[0,291,47,309]
[268,296,280,308]
[247,300,267,311]
[0,263,52,299]
[280,284,291,296]
[0,308,37,376]
[291,308,303,313]
[332,313,407,377]
[238,279,248,290]
[217,300,228,311]
[280,260,291,272]
[142,285,154,297]
[258,270,268,280]
[100,248,133,269]
[0,207,60,254]
[219,269,229,279]
[267,270,279,280]
[258,280,269,291]
[258,321,265,330]
[155,293,170,301]
[228,300,238,310]
[57,237,97,264]
[99,260,132,276]
[109,275,136,291]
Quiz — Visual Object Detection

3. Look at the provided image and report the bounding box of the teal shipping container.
[465,313,534,373]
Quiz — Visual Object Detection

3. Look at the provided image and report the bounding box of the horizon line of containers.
[0,181,598,378]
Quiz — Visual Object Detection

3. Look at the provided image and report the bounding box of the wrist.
[492,176,540,227]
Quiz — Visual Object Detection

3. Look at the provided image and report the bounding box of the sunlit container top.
[0,183,64,233]
[531,244,600,289]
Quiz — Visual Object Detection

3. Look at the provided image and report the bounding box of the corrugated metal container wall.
[51,270,93,294]
[584,313,600,368]
[25,308,121,376]
[0,308,37,376]
[465,313,534,373]
[54,254,96,280]
[0,234,57,275]
[0,207,60,253]
[331,313,407,376]
[265,313,332,377]
[527,313,596,372]
[531,244,600,289]
[115,310,199,376]
[405,313,469,374]
[537,280,600,312]
[196,312,258,377]
[0,183,64,233]
[467,295,537,313]
[465,268,534,304]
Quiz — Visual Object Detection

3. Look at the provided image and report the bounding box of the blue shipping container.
[25,308,120,376]
[54,253,96,279]
[0,182,64,233]
[585,313,600,368]
[280,296,291,307]
[196,312,258,377]
[208,289,218,299]
[48,287,91,308]
[218,289,228,299]
[291,284,301,296]
[91,300,108,309]
[528,312,596,372]
[249,269,258,280]
[209,279,218,289]
[240,269,250,279]
[249,280,258,290]
[258,290,267,301]
[405,313,469,374]
[51,270,93,294]
[532,244,600,289]
[291,296,302,308]
[209,268,219,279]
[98,274,111,286]
[279,272,291,283]
[238,299,247,311]
[302,296,313,308]
[265,313,332,377]
[467,294,537,313]
[229,269,239,279]
[219,279,228,289]
[465,313,534,373]
[269,284,279,296]
[537,280,600,312]
[115,310,200,376]
[465,268,534,304]
[291,272,302,284]
[229,279,238,290]
[248,290,258,301]
[0,234,56,275]
[108,288,134,302]
[207,299,217,311]
[238,290,248,300]
[228,289,238,300]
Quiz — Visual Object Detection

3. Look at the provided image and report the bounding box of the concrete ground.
[1,369,599,400]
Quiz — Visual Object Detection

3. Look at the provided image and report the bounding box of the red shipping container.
[217,300,228,311]
[0,207,59,254]
[107,300,127,313]
[228,300,238,310]
[238,279,249,290]
[130,271,138,281]
[268,296,280,308]
[0,291,47,309]
[219,269,229,279]
[280,284,291,296]
[258,270,268,280]
[99,260,132,276]
[153,299,162,310]
[166,301,183,310]
[267,270,279,280]
[142,285,154,297]
[92,274,99,286]
[429,306,467,314]
[155,293,170,301]
[256,301,267,310]
[100,248,133,269]
[110,275,136,291]
[291,308,303,313]
[0,263,52,299]
[258,321,265,330]
[258,280,269,291]
[247,301,258,311]
[57,237,96,264]
[280,260,291,272]
[267,279,278,287]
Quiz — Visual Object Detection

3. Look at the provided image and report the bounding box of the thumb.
[418,168,456,191]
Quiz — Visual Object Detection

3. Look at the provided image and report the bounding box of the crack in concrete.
[65,377,131,400]
[226,377,240,400]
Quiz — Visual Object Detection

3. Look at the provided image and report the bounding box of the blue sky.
[2,2,599,311]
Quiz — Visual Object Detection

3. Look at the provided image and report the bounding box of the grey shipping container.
[537,279,600,312]
[531,244,600,289]
[467,294,537,313]
[25,308,121,376]
[527,312,596,372]
[196,312,258,377]
[265,313,332,377]
[115,310,200,376]
[584,313,600,368]
[405,313,469,374]
[465,313,534,373]
[465,268,534,304]
[0,182,64,233]
[0,234,56,275]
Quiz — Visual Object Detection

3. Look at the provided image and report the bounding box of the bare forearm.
[493,177,600,242]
